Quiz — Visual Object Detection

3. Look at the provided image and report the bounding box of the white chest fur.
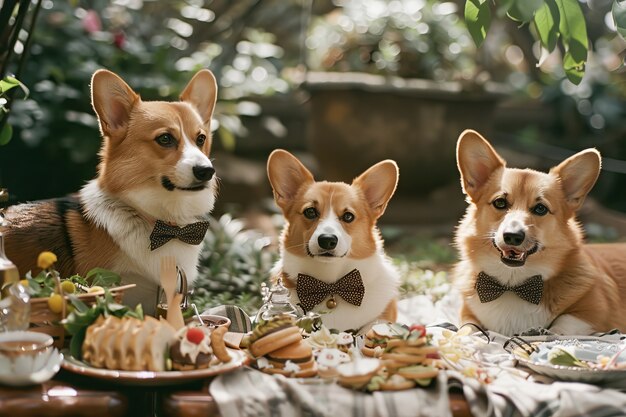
[467,293,553,335]
[277,252,399,331]
[81,180,203,313]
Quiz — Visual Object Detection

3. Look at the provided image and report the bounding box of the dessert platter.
[511,338,626,385]
[56,257,250,386]
[243,314,442,392]
[61,315,248,386]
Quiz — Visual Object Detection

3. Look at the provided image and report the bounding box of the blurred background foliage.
[0,0,624,206]
[0,0,624,311]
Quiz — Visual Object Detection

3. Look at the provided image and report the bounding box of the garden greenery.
[465,0,626,84]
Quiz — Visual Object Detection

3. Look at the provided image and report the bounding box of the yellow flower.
[37,251,57,269]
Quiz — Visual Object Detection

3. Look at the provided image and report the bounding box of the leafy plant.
[0,76,28,146]
[24,267,121,298]
[464,0,626,85]
[192,214,277,316]
[307,0,478,81]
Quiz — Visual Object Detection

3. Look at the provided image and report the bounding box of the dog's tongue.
[507,249,526,260]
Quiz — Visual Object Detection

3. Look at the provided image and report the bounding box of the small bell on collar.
[326,296,337,309]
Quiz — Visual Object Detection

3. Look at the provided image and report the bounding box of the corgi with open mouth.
[2,69,219,314]
[454,130,626,336]
[267,150,400,332]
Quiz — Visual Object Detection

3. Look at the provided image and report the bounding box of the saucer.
[0,347,63,386]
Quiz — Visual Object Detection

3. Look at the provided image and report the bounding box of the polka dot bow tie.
[149,220,210,251]
[296,269,365,312]
[475,271,543,305]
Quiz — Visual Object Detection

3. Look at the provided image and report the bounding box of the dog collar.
[475,271,543,305]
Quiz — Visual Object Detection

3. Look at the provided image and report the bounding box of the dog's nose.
[318,234,338,250]
[503,231,525,246]
[192,165,215,182]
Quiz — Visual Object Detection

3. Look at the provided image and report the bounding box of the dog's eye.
[196,134,206,147]
[532,203,549,216]
[341,212,355,223]
[303,207,318,219]
[155,134,176,148]
[492,198,508,210]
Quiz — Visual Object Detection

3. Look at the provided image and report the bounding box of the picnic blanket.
[211,368,451,417]
[211,345,626,417]
[208,297,626,417]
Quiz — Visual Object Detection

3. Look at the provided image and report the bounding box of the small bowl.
[0,331,61,386]
[186,314,231,329]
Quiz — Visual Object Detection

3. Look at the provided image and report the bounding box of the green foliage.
[307,0,478,81]
[465,0,492,48]
[534,0,560,52]
[507,0,544,23]
[464,0,609,85]
[23,267,121,298]
[398,266,451,302]
[192,215,277,316]
[556,0,588,85]
[547,346,588,368]
[0,76,28,146]
[2,0,297,201]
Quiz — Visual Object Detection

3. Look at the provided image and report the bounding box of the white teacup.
[0,331,57,382]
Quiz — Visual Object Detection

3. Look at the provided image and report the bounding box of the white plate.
[61,348,248,386]
[513,339,626,385]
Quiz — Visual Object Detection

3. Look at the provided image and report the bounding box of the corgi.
[267,150,400,332]
[454,129,626,336]
[2,69,219,315]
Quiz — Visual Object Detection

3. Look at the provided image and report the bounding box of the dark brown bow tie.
[149,220,210,251]
[475,272,543,305]
[296,269,365,311]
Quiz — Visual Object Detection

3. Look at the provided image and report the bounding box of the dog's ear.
[91,69,139,139]
[267,150,314,210]
[353,160,399,219]
[180,69,217,125]
[551,149,601,211]
[456,130,505,201]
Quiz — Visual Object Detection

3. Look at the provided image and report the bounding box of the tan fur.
[269,150,399,329]
[2,70,218,306]
[454,130,626,335]
[379,298,398,323]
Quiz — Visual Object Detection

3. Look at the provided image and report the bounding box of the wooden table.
[0,370,472,417]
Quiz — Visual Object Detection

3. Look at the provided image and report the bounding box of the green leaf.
[68,274,89,287]
[68,294,90,313]
[0,124,12,146]
[0,79,19,94]
[69,327,86,360]
[86,268,121,287]
[0,77,28,98]
[547,346,588,368]
[508,0,544,22]
[534,0,560,52]
[556,0,588,84]
[465,0,492,47]
[563,50,585,84]
[496,0,516,17]
[613,0,626,38]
